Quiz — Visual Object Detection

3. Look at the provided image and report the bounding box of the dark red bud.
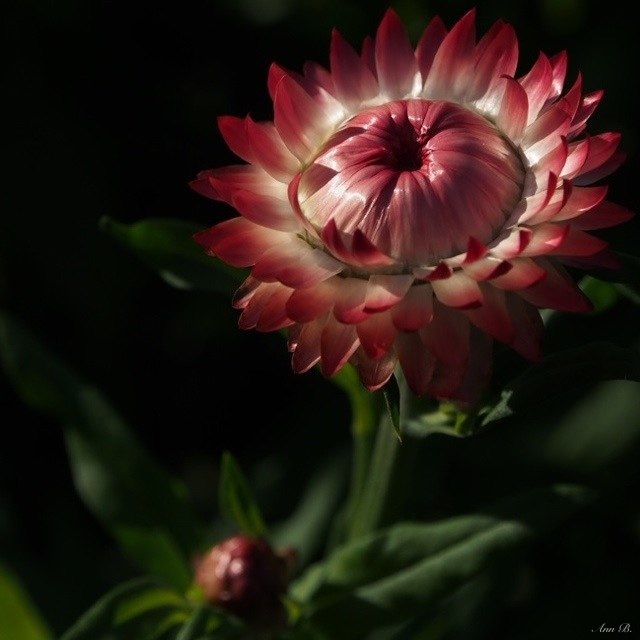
[194,535,297,629]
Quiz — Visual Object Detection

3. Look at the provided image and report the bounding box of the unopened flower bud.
[194,535,296,629]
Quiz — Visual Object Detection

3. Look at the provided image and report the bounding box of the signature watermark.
[592,624,632,633]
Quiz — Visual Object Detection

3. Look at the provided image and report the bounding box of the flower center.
[296,99,525,265]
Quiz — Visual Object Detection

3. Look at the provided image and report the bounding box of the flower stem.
[348,412,401,540]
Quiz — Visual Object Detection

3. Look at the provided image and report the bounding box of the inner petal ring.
[296,99,526,266]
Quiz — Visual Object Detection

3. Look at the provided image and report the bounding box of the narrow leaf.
[0,564,53,640]
[0,312,203,588]
[101,216,244,294]
[60,578,186,640]
[271,453,349,566]
[382,376,401,442]
[297,485,591,638]
[483,342,640,425]
[218,452,268,537]
[578,276,619,313]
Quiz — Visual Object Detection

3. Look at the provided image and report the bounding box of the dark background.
[2,0,639,635]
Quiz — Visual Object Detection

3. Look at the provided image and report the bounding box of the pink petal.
[427,360,467,401]
[415,16,447,81]
[546,227,608,257]
[519,223,569,257]
[321,218,355,264]
[256,285,295,332]
[245,117,300,182]
[574,151,625,186]
[569,90,603,138]
[517,258,592,312]
[519,172,559,220]
[391,284,434,331]
[231,190,301,232]
[420,301,470,366]
[375,9,419,98]
[562,250,622,270]
[492,228,533,259]
[533,135,568,177]
[557,74,582,121]
[252,242,342,288]
[352,347,397,391]
[573,132,623,185]
[303,61,336,97]
[505,295,543,360]
[572,201,634,230]
[463,256,513,281]
[232,276,261,310]
[360,36,377,78]
[189,174,218,200]
[423,9,476,100]
[520,179,572,225]
[552,185,608,222]
[320,317,360,376]
[285,282,335,322]
[549,51,568,99]
[519,52,553,125]
[218,116,256,163]
[464,285,513,343]
[523,105,571,164]
[463,237,488,264]
[197,165,284,204]
[395,332,436,396]
[238,282,281,329]
[561,138,590,179]
[193,218,286,268]
[291,317,326,373]
[287,323,302,352]
[274,74,342,160]
[490,257,546,290]
[267,63,290,101]
[452,329,493,406]
[333,278,369,324]
[356,311,396,359]
[420,261,453,281]
[494,76,528,141]
[330,29,379,107]
[351,230,396,267]
[364,275,413,312]
[432,271,484,309]
[469,21,518,102]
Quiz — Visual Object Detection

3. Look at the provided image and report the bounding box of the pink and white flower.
[192,9,631,402]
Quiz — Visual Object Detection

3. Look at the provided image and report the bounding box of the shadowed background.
[2,0,639,636]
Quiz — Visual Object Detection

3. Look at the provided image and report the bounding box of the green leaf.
[578,276,620,313]
[382,376,401,442]
[218,452,268,537]
[271,453,349,566]
[60,579,246,640]
[101,217,244,294]
[0,312,203,589]
[582,251,640,305]
[0,563,53,640]
[295,485,591,639]
[60,578,188,640]
[482,342,640,425]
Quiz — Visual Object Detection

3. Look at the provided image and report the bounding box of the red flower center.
[297,99,525,265]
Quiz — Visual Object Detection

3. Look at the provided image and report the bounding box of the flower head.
[194,535,296,628]
[192,9,631,402]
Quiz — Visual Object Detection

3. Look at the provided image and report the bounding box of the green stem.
[348,412,402,539]
[347,420,376,529]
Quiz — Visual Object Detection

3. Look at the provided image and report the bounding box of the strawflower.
[192,9,631,403]
[194,535,296,628]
